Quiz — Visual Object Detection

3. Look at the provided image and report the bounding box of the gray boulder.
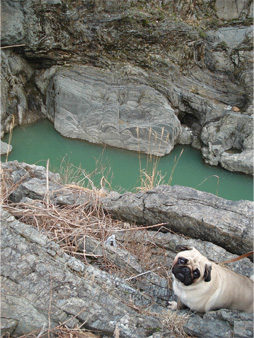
[200,112,254,174]
[1,161,62,203]
[45,65,181,156]
[193,25,253,175]
[1,161,104,208]
[220,149,254,174]
[205,26,253,75]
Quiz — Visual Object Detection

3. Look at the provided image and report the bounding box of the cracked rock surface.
[102,185,254,255]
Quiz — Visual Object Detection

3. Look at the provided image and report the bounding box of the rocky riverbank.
[1,161,253,337]
[1,0,253,174]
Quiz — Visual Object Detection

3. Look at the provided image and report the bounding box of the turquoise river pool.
[1,119,253,201]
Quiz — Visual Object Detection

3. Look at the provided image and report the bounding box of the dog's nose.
[182,267,190,275]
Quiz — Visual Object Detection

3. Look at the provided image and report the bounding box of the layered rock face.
[200,25,254,174]
[1,0,253,173]
[46,66,181,155]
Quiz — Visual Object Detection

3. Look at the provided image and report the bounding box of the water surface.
[2,119,253,201]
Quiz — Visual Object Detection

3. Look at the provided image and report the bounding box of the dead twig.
[1,44,25,49]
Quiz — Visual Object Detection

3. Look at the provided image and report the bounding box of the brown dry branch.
[1,44,26,49]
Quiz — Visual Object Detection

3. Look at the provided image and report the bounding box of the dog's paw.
[168,301,178,311]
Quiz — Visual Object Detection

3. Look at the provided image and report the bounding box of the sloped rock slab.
[74,235,172,305]
[1,207,168,337]
[3,161,253,257]
[102,185,254,255]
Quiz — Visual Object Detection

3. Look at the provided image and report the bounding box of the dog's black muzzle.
[172,265,193,286]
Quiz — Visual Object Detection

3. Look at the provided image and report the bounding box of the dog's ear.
[204,264,212,282]
[175,245,193,252]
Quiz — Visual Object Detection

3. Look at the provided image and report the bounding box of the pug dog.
[168,245,253,313]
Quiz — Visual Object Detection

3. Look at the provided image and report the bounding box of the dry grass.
[136,126,183,192]
[2,201,189,337]
[119,227,171,279]
[58,154,112,192]
[3,196,115,257]
[1,161,116,268]
[137,126,167,191]
[161,309,191,338]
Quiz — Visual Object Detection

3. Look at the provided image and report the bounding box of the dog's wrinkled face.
[172,246,212,286]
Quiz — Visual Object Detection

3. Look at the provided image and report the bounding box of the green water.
[1,119,253,201]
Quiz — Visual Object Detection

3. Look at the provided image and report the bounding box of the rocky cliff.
[1,0,253,174]
[1,161,254,337]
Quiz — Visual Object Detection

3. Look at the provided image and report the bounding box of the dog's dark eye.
[178,257,188,265]
[193,269,200,279]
